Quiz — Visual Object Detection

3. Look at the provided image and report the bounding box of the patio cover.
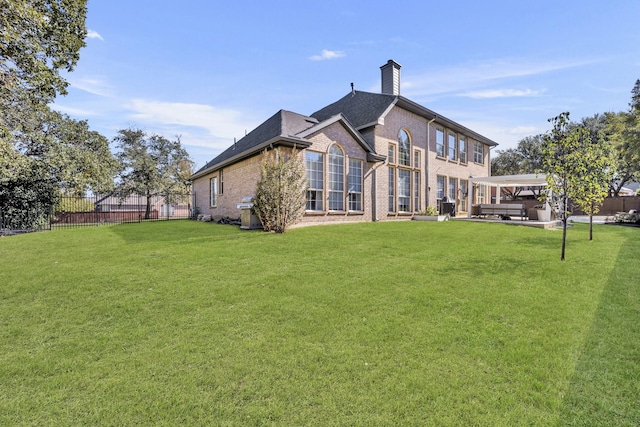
[468,174,552,221]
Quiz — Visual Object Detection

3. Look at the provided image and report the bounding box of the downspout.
[426,116,436,208]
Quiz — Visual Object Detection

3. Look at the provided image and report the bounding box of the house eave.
[189,136,311,180]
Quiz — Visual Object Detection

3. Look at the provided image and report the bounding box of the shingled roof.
[191,110,317,179]
[312,91,397,129]
[192,87,498,180]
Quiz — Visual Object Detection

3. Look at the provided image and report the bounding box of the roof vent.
[380,59,401,95]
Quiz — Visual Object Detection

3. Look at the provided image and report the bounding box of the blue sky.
[54,0,640,169]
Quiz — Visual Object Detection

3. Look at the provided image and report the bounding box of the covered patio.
[468,174,553,222]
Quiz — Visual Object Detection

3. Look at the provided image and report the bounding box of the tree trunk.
[561,218,567,261]
[589,213,593,241]
[145,192,151,219]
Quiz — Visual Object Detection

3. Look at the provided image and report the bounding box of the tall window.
[414,171,420,212]
[436,175,445,201]
[328,145,345,211]
[398,169,411,212]
[476,184,486,204]
[305,151,324,211]
[448,177,457,202]
[459,179,468,212]
[474,143,484,164]
[210,177,218,207]
[436,128,445,157]
[414,149,421,170]
[459,136,467,164]
[348,159,363,211]
[448,132,457,160]
[388,143,396,164]
[388,167,395,212]
[398,129,411,166]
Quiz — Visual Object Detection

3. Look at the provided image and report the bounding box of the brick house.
[190,60,497,225]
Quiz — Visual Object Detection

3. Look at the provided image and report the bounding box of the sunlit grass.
[0,220,638,425]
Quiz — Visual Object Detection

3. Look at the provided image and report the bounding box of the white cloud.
[126,99,260,149]
[403,57,599,98]
[50,103,99,117]
[69,77,113,97]
[86,29,104,41]
[459,88,544,99]
[309,49,346,61]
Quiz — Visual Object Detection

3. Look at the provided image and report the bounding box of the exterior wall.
[372,105,493,218]
[373,107,427,220]
[426,126,492,214]
[192,106,494,225]
[192,155,262,219]
[299,121,376,225]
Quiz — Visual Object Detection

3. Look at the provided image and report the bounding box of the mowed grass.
[0,220,638,426]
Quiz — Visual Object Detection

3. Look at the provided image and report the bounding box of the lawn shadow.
[557,229,640,426]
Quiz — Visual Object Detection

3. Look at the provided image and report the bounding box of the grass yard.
[0,219,638,426]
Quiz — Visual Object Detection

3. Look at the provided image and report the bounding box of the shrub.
[252,147,307,233]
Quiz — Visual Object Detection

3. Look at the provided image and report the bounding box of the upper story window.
[388,143,396,164]
[459,136,467,164]
[398,129,411,166]
[414,149,421,169]
[448,132,457,161]
[474,143,484,164]
[436,128,445,158]
[328,145,345,211]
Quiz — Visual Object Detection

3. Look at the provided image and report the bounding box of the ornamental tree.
[252,147,307,233]
[572,116,614,241]
[542,112,590,260]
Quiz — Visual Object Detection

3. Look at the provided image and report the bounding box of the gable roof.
[191,110,317,179]
[297,113,386,162]
[312,91,397,129]
[312,90,498,147]
[191,88,499,180]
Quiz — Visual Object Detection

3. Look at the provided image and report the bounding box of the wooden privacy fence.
[570,196,640,216]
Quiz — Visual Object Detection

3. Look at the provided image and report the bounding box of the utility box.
[440,197,456,217]
[236,196,262,230]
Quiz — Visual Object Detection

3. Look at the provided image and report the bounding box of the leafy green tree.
[1,106,116,229]
[573,115,615,241]
[0,0,87,105]
[603,111,638,196]
[252,147,307,233]
[542,112,591,260]
[115,128,194,219]
[491,134,545,199]
[0,156,58,230]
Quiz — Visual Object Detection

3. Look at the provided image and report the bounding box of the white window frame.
[305,151,324,211]
[328,145,345,211]
[474,143,484,164]
[348,159,363,212]
[398,129,411,166]
[448,132,457,161]
[459,136,467,164]
[210,176,218,207]
[436,128,445,158]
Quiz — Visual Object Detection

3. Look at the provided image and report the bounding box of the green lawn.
[0,220,638,426]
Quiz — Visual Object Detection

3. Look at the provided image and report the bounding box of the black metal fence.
[51,192,194,229]
[1,192,194,234]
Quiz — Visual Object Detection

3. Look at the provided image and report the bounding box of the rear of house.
[190,60,497,226]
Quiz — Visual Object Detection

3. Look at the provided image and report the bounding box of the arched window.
[398,129,411,166]
[328,145,345,211]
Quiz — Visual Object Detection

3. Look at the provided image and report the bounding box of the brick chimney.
[380,59,401,95]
